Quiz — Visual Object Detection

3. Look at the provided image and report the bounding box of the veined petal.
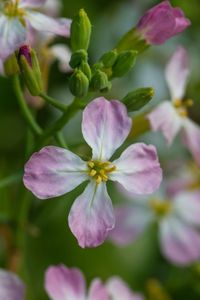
[19,0,47,8]
[165,47,189,100]
[68,182,115,248]
[0,16,26,60]
[110,143,162,195]
[147,101,182,145]
[50,44,72,73]
[88,279,109,300]
[0,269,25,300]
[82,97,132,160]
[45,265,86,300]
[23,146,88,199]
[159,217,200,265]
[26,12,71,37]
[106,277,144,300]
[182,118,200,166]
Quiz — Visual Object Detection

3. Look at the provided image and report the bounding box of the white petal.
[50,44,72,73]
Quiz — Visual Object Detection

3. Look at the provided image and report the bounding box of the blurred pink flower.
[137,1,190,45]
[45,265,144,300]
[147,47,200,166]
[23,97,162,248]
[0,269,25,300]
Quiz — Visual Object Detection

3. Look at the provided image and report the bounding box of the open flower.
[0,0,71,60]
[0,269,25,300]
[147,47,200,165]
[23,97,162,248]
[45,264,144,300]
[136,1,190,45]
[110,188,200,266]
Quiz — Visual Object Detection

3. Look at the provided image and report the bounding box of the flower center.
[4,0,25,18]
[87,160,116,184]
[173,98,193,118]
[150,199,171,217]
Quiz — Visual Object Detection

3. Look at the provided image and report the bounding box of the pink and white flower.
[0,0,71,61]
[147,47,200,165]
[0,269,25,300]
[137,1,190,45]
[110,189,200,266]
[45,264,144,300]
[23,97,162,248]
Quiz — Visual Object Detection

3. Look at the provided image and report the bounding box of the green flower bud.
[100,49,118,68]
[4,53,19,76]
[69,69,89,98]
[112,50,138,77]
[69,49,88,68]
[79,62,92,80]
[71,9,92,51]
[90,70,111,92]
[123,87,154,112]
[18,45,43,96]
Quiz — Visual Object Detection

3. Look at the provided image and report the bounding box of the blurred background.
[0,0,200,299]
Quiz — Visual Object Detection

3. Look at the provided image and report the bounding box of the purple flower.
[110,189,200,266]
[137,1,190,45]
[0,0,71,61]
[23,97,162,248]
[147,47,200,166]
[45,264,144,300]
[0,269,25,300]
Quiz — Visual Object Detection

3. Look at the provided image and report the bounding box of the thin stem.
[55,132,68,148]
[0,171,22,189]
[13,76,43,136]
[39,92,68,112]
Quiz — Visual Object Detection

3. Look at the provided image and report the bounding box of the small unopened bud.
[69,49,88,68]
[18,45,42,96]
[100,50,118,68]
[90,70,111,92]
[123,87,154,112]
[69,69,89,98]
[70,9,92,51]
[4,53,19,76]
[112,50,137,77]
[79,62,92,80]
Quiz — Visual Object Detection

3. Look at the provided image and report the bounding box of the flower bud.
[69,69,89,98]
[90,70,111,92]
[18,45,43,96]
[123,87,154,112]
[70,9,92,51]
[100,50,118,68]
[79,62,92,80]
[112,50,137,77]
[69,49,88,68]
[4,53,19,76]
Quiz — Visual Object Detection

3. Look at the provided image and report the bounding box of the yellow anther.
[89,169,97,177]
[178,109,188,117]
[185,99,193,107]
[173,99,182,108]
[106,166,116,173]
[96,176,102,184]
[150,199,171,217]
[87,160,116,183]
[88,161,95,168]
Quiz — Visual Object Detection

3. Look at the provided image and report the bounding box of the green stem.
[0,171,22,190]
[39,92,68,112]
[13,76,43,136]
[55,132,68,148]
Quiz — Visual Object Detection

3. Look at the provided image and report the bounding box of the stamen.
[96,176,102,184]
[87,160,116,184]
[89,169,97,177]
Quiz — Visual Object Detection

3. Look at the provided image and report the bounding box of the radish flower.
[0,269,25,300]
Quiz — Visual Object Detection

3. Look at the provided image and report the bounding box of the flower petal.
[68,182,115,248]
[0,269,25,300]
[23,146,88,199]
[106,277,144,300]
[182,118,200,166]
[82,97,132,160]
[19,0,47,8]
[160,217,200,265]
[109,143,162,195]
[27,12,71,37]
[50,44,72,73]
[0,16,26,60]
[88,279,109,300]
[45,265,86,300]
[165,47,189,100]
[147,101,182,145]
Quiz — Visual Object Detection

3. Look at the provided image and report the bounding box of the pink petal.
[165,47,189,100]
[0,269,25,300]
[68,182,115,248]
[23,146,88,199]
[160,217,200,265]
[109,143,162,195]
[42,0,62,17]
[82,97,132,160]
[106,277,144,300]
[182,119,200,166]
[50,44,72,73]
[19,0,47,8]
[45,265,86,300]
[147,101,182,145]
[27,12,71,37]
[88,279,109,300]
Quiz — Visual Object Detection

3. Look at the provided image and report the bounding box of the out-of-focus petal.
[23,146,88,199]
[42,0,62,17]
[50,44,72,73]
[109,143,162,195]
[165,47,189,100]
[45,265,85,300]
[19,0,47,8]
[147,101,182,145]
[82,97,132,160]
[0,269,25,300]
[88,279,109,300]
[68,182,115,248]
